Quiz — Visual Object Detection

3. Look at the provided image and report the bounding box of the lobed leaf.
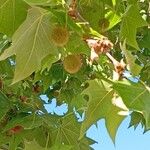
[50,114,92,149]
[113,79,150,129]
[0,7,58,84]
[120,3,148,49]
[0,0,28,36]
[80,79,128,142]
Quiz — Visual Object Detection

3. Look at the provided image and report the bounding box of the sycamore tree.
[0,0,150,149]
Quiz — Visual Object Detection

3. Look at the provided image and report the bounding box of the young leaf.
[0,0,28,36]
[0,7,58,84]
[80,79,127,142]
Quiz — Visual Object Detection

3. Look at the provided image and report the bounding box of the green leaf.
[139,29,150,49]
[3,113,43,131]
[65,33,90,55]
[106,11,121,30]
[0,91,11,121]
[24,140,46,150]
[0,0,28,36]
[25,138,73,150]
[113,79,150,129]
[50,144,73,150]
[23,126,51,148]
[0,7,58,84]
[129,111,146,130]
[9,134,23,150]
[40,54,59,72]
[120,41,142,76]
[58,77,83,104]
[0,133,11,146]
[140,64,150,87]
[32,127,51,148]
[24,0,61,6]
[79,0,105,32]
[80,79,127,142]
[0,59,14,79]
[120,4,148,49]
[0,34,10,51]
[50,114,91,149]
[49,10,82,33]
[70,94,87,111]
[50,63,64,82]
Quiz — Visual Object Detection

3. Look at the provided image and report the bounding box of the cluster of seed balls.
[51,26,82,74]
[51,26,113,74]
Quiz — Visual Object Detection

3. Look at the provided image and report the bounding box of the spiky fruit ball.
[51,26,69,46]
[63,55,82,74]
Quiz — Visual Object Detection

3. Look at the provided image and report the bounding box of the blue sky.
[87,72,150,150]
[41,95,150,150]
[87,117,150,150]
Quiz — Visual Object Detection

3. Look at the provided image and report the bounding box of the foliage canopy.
[0,0,150,149]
